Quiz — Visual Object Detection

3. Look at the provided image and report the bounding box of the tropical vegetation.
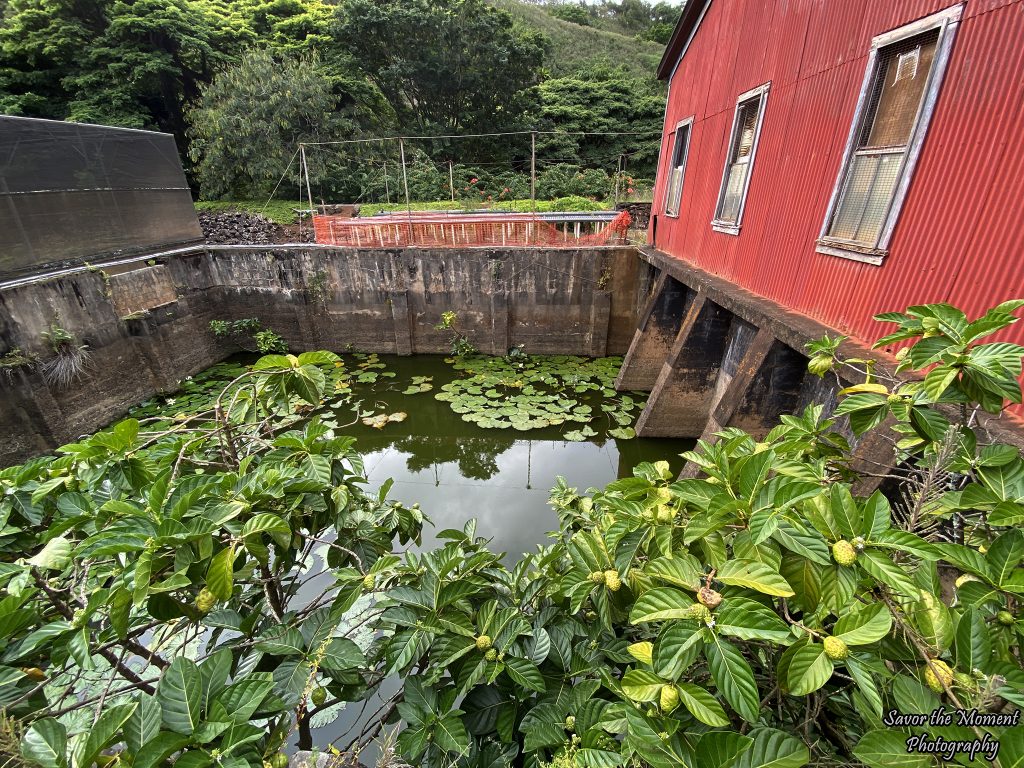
[0,0,674,204]
[1,300,1023,768]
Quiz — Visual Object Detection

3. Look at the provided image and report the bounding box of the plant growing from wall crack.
[39,323,89,388]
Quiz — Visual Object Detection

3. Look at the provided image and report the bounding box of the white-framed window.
[817,4,963,265]
[712,83,770,235]
[663,117,693,217]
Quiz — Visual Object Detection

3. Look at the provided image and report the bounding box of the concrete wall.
[0,245,643,466]
[619,246,1024,489]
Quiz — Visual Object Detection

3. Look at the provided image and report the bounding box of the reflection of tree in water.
[396,435,517,481]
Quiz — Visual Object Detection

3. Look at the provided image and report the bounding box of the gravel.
[198,210,314,245]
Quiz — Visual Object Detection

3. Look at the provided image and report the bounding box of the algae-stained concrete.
[0,245,644,465]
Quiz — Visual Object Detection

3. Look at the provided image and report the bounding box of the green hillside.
[491,0,666,79]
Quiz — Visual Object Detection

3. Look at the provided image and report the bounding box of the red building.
[649,0,1024,352]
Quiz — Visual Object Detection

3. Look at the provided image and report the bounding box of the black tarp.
[0,116,203,279]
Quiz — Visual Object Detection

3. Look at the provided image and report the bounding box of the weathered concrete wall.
[0,245,644,466]
[622,246,1024,485]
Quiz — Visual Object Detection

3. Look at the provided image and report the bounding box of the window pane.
[665,124,690,216]
[715,90,765,225]
[733,103,760,161]
[666,168,684,215]
[828,151,903,244]
[862,32,938,148]
[718,162,748,224]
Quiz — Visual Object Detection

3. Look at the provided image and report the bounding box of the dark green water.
[327,354,692,562]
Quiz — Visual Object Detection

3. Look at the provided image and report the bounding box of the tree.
[536,64,665,177]
[333,0,546,139]
[0,0,249,146]
[548,3,592,26]
[188,49,374,200]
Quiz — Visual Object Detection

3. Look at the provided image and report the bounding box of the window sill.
[815,239,887,266]
[711,221,740,236]
[664,211,680,219]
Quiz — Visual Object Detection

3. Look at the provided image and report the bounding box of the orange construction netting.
[312,210,631,248]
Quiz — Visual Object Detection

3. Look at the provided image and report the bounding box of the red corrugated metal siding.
[653,0,1024,417]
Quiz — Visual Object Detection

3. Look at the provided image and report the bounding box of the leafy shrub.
[210,318,287,354]
[536,164,611,200]
[7,352,424,764]
[549,4,594,27]
[6,301,1024,767]
[359,300,1024,767]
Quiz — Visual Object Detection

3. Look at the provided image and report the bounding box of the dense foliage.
[3,300,1024,767]
[0,0,668,201]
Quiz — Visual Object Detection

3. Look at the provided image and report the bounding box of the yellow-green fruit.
[21,667,46,682]
[564,715,576,732]
[954,672,976,690]
[660,685,680,713]
[485,648,498,662]
[697,587,722,608]
[641,508,656,523]
[923,659,954,694]
[195,587,217,614]
[311,686,328,707]
[605,570,622,592]
[823,636,849,661]
[476,635,492,651]
[269,753,289,768]
[71,609,87,629]
[832,540,858,567]
[589,570,606,584]
[362,573,376,590]
[656,506,674,525]
[689,604,712,622]
[997,610,1015,626]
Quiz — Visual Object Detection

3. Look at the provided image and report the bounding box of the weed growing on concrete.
[0,348,36,382]
[40,322,89,388]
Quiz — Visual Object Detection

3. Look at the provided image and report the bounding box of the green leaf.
[706,637,760,722]
[206,545,234,601]
[846,657,883,720]
[853,730,932,768]
[782,642,833,696]
[629,587,694,623]
[858,550,919,597]
[22,719,67,768]
[833,604,892,646]
[76,703,136,768]
[241,513,291,547]
[677,682,730,726]
[125,695,162,754]
[503,656,545,692]
[621,669,665,702]
[158,657,204,735]
[215,676,276,723]
[27,536,72,571]
[696,731,754,768]
[255,625,306,656]
[433,711,470,755]
[733,727,810,768]
[988,529,1024,586]
[954,607,991,672]
[653,623,703,679]
[716,560,794,597]
[716,597,792,644]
